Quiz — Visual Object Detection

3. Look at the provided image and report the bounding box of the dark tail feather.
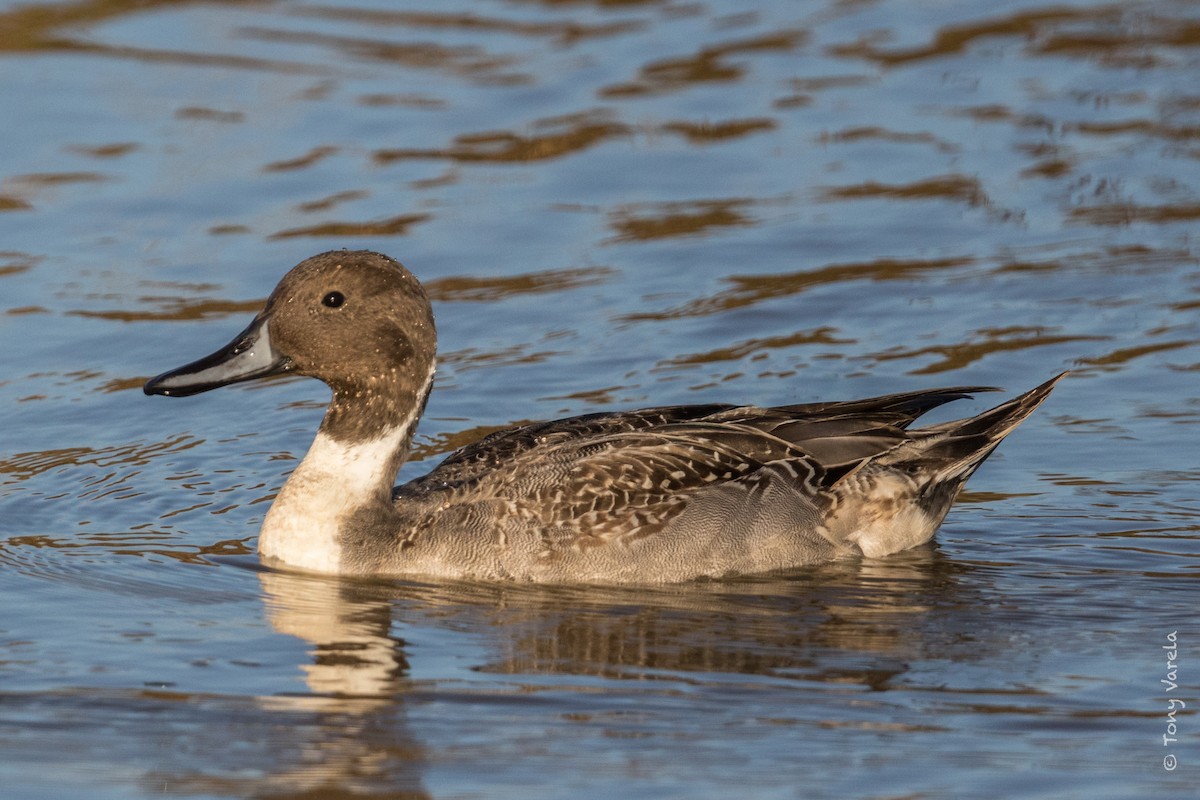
[893,372,1067,483]
[779,385,1000,428]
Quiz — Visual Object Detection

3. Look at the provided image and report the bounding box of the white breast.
[258,424,414,573]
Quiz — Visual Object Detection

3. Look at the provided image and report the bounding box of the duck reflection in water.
[243,544,1000,794]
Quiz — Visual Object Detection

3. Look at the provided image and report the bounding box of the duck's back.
[400,385,991,496]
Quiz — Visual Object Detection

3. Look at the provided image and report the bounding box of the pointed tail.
[880,371,1067,484]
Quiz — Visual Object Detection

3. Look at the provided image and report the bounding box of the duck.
[144,250,1064,583]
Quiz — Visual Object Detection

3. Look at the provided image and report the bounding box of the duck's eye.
[322,291,345,309]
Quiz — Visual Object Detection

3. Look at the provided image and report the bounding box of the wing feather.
[394,385,991,551]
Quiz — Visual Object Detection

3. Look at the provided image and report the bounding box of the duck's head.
[144,250,437,409]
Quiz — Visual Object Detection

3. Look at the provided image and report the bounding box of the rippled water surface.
[2,0,1198,797]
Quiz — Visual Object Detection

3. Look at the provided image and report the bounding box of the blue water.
[1,0,1197,797]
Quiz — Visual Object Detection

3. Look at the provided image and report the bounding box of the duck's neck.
[258,362,434,573]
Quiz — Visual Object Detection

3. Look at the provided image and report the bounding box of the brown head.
[144,250,438,442]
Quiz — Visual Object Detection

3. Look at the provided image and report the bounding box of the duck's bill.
[144,317,291,397]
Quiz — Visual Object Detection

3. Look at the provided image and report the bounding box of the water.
[1,0,1197,796]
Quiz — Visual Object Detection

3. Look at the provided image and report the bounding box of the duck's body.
[145,250,1063,583]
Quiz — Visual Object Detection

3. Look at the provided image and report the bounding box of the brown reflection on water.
[1019,147,1075,179]
[268,212,431,240]
[1071,117,1200,143]
[621,256,975,322]
[295,4,642,45]
[357,92,446,109]
[425,266,615,303]
[1076,339,1197,371]
[607,198,754,242]
[2,530,252,567]
[1035,11,1200,67]
[656,327,852,370]
[439,342,569,374]
[262,146,339,174]
[6,171,108,187]
[1070,202,1200,226]
[174,107,243,123]
[777,74,875,108]
[0,252,39,276]
[408,422,527,462]
[0,0,180,53]
[67,296,262,323]
[0,436,200,484]
[0,0,319,73]
[537,384,639,407]
[818,126,958,154]
[820,174,989,209]
[992,243,1192,276]
[237,24,523,82]
[830,6,1112,67]
[375,112,628,164]
[948,104,1054,136]
[67,142,138,159]
[294,189,370,213]
[870,326,1108,375]
[0,196,31,211]
[833,3,1200,74]
[99,376,157,393]
[661,117,777,143]
[601,29,806,97]
[1,172,109,210]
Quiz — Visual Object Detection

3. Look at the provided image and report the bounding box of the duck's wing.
[397,404,735,497]
[467,422,830,550]
[401,385,994,499]
[484,380,1052,556]
[395,380,1057,560]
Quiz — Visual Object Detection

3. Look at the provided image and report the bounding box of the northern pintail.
[145,250,1064,583]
